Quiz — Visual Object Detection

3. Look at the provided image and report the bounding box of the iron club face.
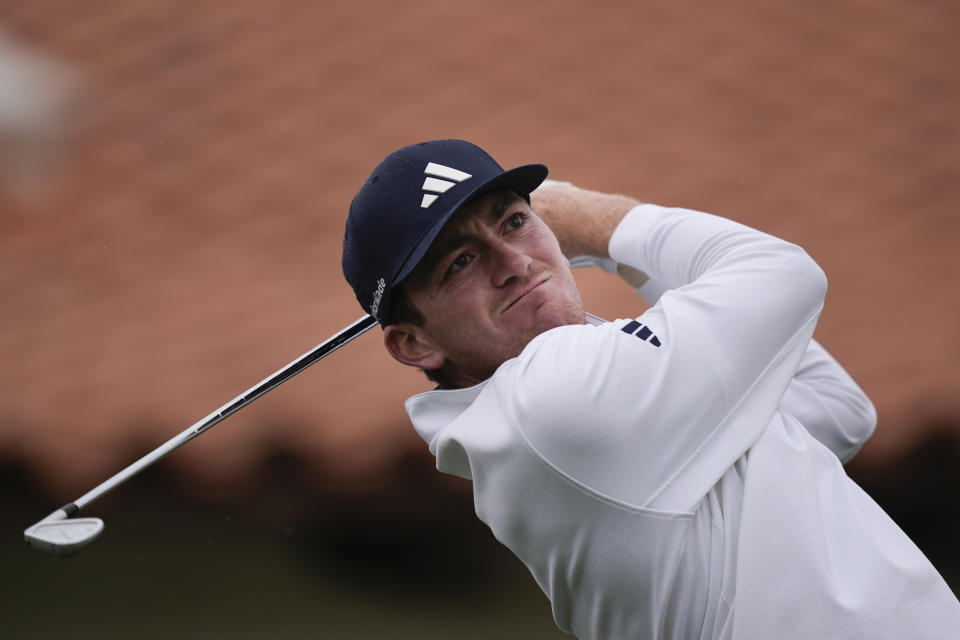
[24,510,104,557]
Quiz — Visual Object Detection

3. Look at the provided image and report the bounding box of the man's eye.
[506,213,525,230]
[448,253,471,274]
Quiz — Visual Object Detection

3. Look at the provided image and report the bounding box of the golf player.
[342,139,960,639]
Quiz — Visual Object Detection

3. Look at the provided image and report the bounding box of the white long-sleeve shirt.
[406,204,960,639]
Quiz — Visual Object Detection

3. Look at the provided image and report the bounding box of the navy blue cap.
[342,139,548,325]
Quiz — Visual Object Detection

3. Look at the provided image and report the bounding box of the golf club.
[24,314,377,556]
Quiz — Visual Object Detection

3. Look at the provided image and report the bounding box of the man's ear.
[383,324,446,371]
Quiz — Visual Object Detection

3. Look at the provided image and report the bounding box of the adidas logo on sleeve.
[620,319,662,347]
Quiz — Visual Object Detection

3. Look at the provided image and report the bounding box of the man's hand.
[530,181,639,258]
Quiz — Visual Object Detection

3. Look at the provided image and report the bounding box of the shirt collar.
[402,315,606,446]
[404,379,490,446]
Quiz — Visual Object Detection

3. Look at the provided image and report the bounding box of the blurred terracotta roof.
[2,0,958,501]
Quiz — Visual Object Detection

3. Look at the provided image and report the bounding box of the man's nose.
[491,243,533,287]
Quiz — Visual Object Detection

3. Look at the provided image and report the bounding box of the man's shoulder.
[518,317,662,369]
[499,317,661,416]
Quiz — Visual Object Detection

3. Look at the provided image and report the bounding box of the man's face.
[390,190,584,387]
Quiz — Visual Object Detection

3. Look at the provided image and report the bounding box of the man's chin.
[446,309,583,387]
[517,304,583,347]
[537,292,586,329]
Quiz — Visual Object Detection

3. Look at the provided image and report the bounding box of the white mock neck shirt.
[406,204,960,639]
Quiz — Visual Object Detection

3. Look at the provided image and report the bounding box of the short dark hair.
[386,283,456,389]
[385,281,424,326]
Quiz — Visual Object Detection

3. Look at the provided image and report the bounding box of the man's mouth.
[503,278,548,313]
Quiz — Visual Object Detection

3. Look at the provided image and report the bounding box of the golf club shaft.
[65,315,377,513]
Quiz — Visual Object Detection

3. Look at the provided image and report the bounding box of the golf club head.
[24,517,104,557]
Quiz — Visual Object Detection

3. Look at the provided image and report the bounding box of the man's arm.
[530,181,637,258]
[520,183,828,511]
[782,340,877,463]
[535,183,876,464]
[534,182,875,465]
[533,181,654,292]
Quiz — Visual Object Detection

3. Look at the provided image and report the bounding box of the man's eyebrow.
[486,192,518,222]
[430,234,470,267]
[416,230,469,281]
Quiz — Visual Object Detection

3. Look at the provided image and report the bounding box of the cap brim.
[392,163,548,288]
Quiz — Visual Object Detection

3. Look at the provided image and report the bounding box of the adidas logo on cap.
[421,162,472,208]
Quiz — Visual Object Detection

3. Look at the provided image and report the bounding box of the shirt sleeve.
[614,253,874,464]
[510,204,828,512]
[781,339,877,463]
